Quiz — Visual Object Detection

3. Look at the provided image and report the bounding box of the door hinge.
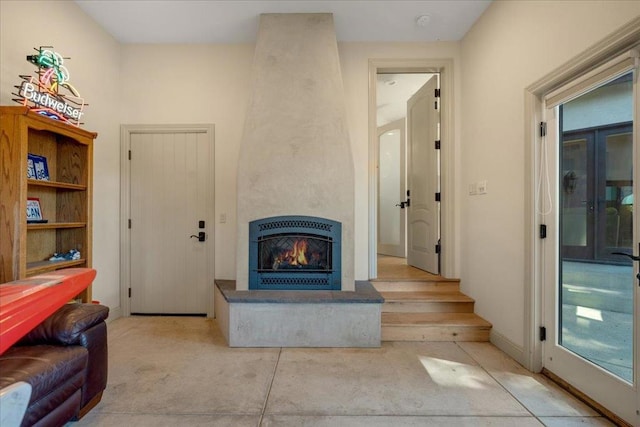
[128,150,131,160]
[435,140,441,150]
[435,192,441,202]
[539,224,547,239]
[434,88,441,97]
[128,219,131,229]
[539,326,546,341]
[435,244,441,254]
[128,288,131,298]
[540,122,547,137]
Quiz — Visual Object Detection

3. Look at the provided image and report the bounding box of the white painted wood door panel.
[129,130,211,314]
[407,76,440,274]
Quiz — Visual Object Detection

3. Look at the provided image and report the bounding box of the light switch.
[477,180,487,195]
[469,183,477,195]
[220,213,227,223]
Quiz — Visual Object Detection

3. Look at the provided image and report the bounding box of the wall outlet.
[468,183,477,195]
[477,180,487,194]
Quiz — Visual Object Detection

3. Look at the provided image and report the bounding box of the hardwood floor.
[375,254,440,280]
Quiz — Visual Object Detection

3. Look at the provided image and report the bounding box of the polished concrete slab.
[215,280,383,347]
[74,316,616,427]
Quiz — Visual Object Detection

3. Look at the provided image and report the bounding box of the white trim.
[368,58,456,279]
[545,51,637,108]
[524,16,640,374]
[490,329,526,367]
[120,124,215,317]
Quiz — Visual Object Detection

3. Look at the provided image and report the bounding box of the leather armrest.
[18,304,109,346]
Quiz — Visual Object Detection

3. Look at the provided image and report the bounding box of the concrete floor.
[74,316,615,427]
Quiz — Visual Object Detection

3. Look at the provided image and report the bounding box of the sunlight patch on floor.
[418,356,487,390]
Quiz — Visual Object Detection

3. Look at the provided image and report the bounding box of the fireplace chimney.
[236,13,355,291]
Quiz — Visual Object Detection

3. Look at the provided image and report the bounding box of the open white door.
[406,76,440,273]
[377,119,406,257]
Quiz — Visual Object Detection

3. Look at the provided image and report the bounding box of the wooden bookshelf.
[0,106,96,302]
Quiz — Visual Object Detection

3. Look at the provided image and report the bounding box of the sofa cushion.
[0,345,87,426]
[18,304,109,346]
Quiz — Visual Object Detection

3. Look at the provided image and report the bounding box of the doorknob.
[190,231,206,242]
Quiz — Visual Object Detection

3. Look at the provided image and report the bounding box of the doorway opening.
[375,70,441,279]
[368,59,460,279]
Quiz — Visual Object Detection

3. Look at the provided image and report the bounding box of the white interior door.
[129,129,213,314]
[406,76,440,273]
[542,67,638,425]
[377,119,406,257]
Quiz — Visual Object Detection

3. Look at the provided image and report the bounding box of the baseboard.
[105,306,122,323]
[490,329,526,367]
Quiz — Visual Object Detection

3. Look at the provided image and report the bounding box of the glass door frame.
[540,67,638,425]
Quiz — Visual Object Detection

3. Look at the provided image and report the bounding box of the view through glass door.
[544,69,638,424]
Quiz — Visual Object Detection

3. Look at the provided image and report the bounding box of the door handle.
[611,252,640,262]
[395,199,410,209]
[190,231,206,242]
[614,244,640,286]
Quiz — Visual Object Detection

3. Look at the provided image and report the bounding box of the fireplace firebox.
[249,216,341,290]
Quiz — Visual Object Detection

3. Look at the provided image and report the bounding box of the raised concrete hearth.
[215,281,383,347]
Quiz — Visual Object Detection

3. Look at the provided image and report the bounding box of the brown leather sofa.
[0,303,109,427]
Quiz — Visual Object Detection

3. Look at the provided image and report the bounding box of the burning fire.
[277,238,308,266]
[269,237,326,270]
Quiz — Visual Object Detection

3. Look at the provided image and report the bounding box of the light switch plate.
[477,180,487,194]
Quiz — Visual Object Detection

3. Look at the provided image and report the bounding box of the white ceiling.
[377,73,434,126]
[74,1,490,127]
[74,0,491,44]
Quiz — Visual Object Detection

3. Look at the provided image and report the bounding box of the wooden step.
[381,312,492,342]
[372,279,460,293]
[380,290,475,313]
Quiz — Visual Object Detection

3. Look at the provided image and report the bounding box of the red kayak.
[0,268,97,354]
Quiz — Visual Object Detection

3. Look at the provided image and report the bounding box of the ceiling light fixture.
[416,15,431,27]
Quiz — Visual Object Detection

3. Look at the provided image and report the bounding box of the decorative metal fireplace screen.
[249,216,341,290]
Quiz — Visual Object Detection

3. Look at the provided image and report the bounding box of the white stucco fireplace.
[234,13,355,292]
[214,13,382,347]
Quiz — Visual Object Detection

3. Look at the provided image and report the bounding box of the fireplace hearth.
[249,216,341,290]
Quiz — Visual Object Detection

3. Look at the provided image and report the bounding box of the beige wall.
[460,0,640,349]
[121,42,461,283]
[0,1,460,312]
[119,44,254,281]
[5,0,636,351]
[0,1,121,312]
